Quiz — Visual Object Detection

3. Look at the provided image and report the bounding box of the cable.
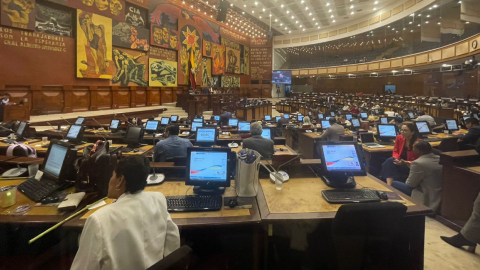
[185,186,193,196]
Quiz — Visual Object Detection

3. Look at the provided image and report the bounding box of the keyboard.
[378,141,395,146]
[17,178,59,202]
[166,195,223,212]
[321,189,380,203]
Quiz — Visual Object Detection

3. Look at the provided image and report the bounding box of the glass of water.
[275,172,283,191]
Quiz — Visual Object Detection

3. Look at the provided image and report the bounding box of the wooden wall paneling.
[379,61,391,69]
[393,4,404,15]
[147,88,160,106]
[404,56,415,66]
[368,63,380,70]
[161,88,174,103]
[262,86,271,98]
[442,46,456,59]
[347,66,358,73]
[318,69,327,74]
[292,70,300,76]
[405,0,416,9]
[112,87,131,109]
[456,42,469,56]
[328,68,336,74]
[348,24,358,32]
[31,85,64,115]
[174,88,183,103]
[337,67,347,73]
[134,87,147,107]
[65,86,90,113]
[2,85,33,114]
[391,59,403,68]
[429,51,442,62]
[416,54,428,64]
[359,20,369,28]
[470,36,480,53]
[358,65,368,72]
[90,87,113,111]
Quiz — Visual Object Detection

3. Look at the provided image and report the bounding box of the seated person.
[416,111,436,126]
[320,117,345,141]
[349,105,359,115]
[392,116,404,129]
[391,141,443,213]
[381,123,421,185]
[277,113,289,127]
[302,116,312,127]
[219,108,232,126]
[71,156,180,270]
[456,117,480,148]
[1,93,10,104]
[339,115,351,127]
[243,122,275,159]
[154,124,193,162]
[342,103,350,111]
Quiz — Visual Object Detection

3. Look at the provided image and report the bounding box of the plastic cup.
[28,164,39,177]
[42,137,48,145]
[0,185,17,208]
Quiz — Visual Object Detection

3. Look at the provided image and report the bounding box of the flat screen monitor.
[123,126,144,147]
[170,115,178,122]
[145,120,160,131]
[360,133,375,144]
[228,118,239,127]
[318,113,324,119]
[214,115,220,121]
[238,121,251,131]
[15,121,27,138]
[308,111,312,116]
[66,125,83,142]
[330,112,335,117]
[346,114,352,120]
[375,109,379,115]
[284,114,290,119]
[264,115,272,121]
[193,118,203,122]
[160,117,170,125]
[408,112,415,119]
[360,113,368,119]
[318,143,365,173]
[75,117,86,125]
[385,85,396,94]
[321,120,331,129]
[380,117,388,124]
[261,128,272,140]
[43,143,69,180]
[325,116,332,121]
[275,116,281,122]
[415,121,431,135]
[110,119,121,130]
[377,124,397,139]
[186,147,232,188]
[298,115,304,122]
[191,122,203,132]
[445,119,459,131]
[351,118,361,128]
[272,70,292,84]
[195,128,217,143]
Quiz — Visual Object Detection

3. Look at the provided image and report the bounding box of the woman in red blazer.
[381,122,420,185]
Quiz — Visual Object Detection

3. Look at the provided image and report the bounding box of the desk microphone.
[0,125,13,132]
[122,114,133,126]
[47,122,66,141]
[147,133,165,185]
[60,117,72,125]
[47,122,61,133]
[92,118,105,131]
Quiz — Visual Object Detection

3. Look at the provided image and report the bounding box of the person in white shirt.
[71,156,180,270]
[339,115,351,127]
[371,102,380,110]
[1,94,10,104]
[342,103,350,111]
[416,111,436,127]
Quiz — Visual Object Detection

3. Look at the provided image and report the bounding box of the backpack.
[6,143,37,158]
[74,140,122,197]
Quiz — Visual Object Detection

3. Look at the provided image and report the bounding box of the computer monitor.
[228,118,239,127]
[415,121,431,135]
[308,111,312,116]
[264,115,272,121]
[330,112,335,117]
[275,116,281,122]
[445,119,459,131]
[318,113,324,119]
[110,119,121,130]
[375,109,379,115]
[43,141,76,183]
[160,117,170,126]
[145,120,160,132]
[360,133,375,144]
[65,125,84,143]
[351,118,361,128]
[123,126,144,148]
[191,122,203,132]
[284,114,290,119]
[380,117,388,124]
[186,147,233,193]
[195,127,217,145]
[75,117,86,125]
[408,112,415,119]
[325,116,332,121]
[346,114,352,120]
[261,128,272,140]
[193,118,203,123]
[377,124,398,141]
[238,121,251,132]
[170,115,178,122]
[321,120,331,129]
[214,115,220,121]
[298,115,304,122]
[360,113,367,119]
[15,121,28,139]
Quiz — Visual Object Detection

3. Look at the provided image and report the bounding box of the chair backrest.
[332,202,407,270]
[437,137,459,152]
[146,245,192,270]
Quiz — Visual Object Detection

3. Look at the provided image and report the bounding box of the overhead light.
[275,19,278,22]
[315,22,318,25]
[409,21,412,24]
[326,2,330,6]
[328,9,332,13]
[281,4,284,8]
[330,15,334,18]
[317,26,320,29]
[287,10,290,14]
[374,1,379,4]
[305,7,309,10]
[303,29,306,31]
[291,15,294,19]
[262,8,265,11]
[467,21,470,24]
[332,20,336,23]
[280,23,283,26]
[289,31,291,33]
[350,5,354,9]
[255,1,258,5]
[373,8,377,11]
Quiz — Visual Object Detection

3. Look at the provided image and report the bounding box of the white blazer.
[71,192,180,270]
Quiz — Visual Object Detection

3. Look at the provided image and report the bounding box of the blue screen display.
[196,128,216,142]
[346,114,352,120]
[322,120,331,129]
[238,122,251,131]
[161,118,170,125]
[261,128,271,139]
[189,151,228,181]
[214,115,220,121]
[110,119,120,129]
[146,121,159,131]
[191,122,203,131]
[228,119,239,126]
[170,115,178,122]
[361,113,368,118]
[378,125,396,138]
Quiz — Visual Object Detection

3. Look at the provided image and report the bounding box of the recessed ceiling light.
[305,7,309,10]
[326,2,330,6]
[374,1,378,4]
[287,10,290,14]
[280,23,283,26]
[275,19,278,22]
[351,12,354,15]
[317,26,320,29]
[373,8,377,11]
[281,4,284,8]
[328,9,332,13]
[330,15,334,18]
[332,20,336,23]
[254,1,258,5]
[466,21,470,24]
[291,15,294,19]
[252,10,254,13]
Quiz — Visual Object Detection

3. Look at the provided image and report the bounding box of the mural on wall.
[48,0,125,21]
[151,24,178,49]
[76,10,113,79]
[226,48,240,74]
[1,0,36,30]
[149,58,177,86]
[212,43,225,75]
[221,76,240,87]
[202,57,212,87]
[149,3,180,50]
[125,1,147,27]
[241,45,249,75]
[112,48,148,86]
[35,2,72,37]
[112,20,149,51]
[203,40,212,57]
[179,24,201,85]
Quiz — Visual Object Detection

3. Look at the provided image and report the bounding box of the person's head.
[250,122,263,136]
[394,117,403,124]
[329,117,337,125]
[339,115,346,121]
[465,117,479,129]
[222,107,227,113]
[280,113,285,119]
[165,124,179,137]
[3,94,9,98]
[418,111,426,116]
[413,141,432,156]
[303,116,311,125]
[108,156,150,199]
[400,123,417,140]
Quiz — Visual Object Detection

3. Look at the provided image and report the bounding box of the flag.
[189,50,196,89]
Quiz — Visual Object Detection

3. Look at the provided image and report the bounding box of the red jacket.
[350,107,359,114]
[392,135,420,161]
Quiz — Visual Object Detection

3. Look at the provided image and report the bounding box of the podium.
[1,105,30,122]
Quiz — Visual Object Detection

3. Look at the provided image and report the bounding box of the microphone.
[0,125,13,132]
[92,118,105,131]
[47,122,65,141]
[47,121,61,133]
[122,114,133,126]
[60,117,72,125]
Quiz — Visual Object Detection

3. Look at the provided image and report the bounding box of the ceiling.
[229,0,399,36]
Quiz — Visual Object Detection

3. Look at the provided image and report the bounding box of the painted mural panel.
[221,76,240,87]
[149,58,177,86]
[125,1,147,27]
[1,0,36,30]
[202,57,212,87]
[112,20,149,51]
[35,2,72,37]
[112,47,148,86]
[212,43,225,75]
[47,0,125,21]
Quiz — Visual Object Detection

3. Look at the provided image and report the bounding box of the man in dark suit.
[243,122,275,159]
[219,108,232,126]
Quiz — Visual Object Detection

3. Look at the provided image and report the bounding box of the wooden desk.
[2,104,30,122]
[297,132,323,159]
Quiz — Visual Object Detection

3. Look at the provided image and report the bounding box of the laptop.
[360,133,384,148]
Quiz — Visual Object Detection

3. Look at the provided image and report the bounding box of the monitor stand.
[321,174,356,189]
[193,186,225,195]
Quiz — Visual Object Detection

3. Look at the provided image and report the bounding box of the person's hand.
[393,158,401,165]
[394,159,410,166]
[452,131,460,136]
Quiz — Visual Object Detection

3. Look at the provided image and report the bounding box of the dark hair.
[466,118,479,125]
[417,111,426,116]
[394,117,403,124]
[402,123,419,148]
[329,117,337,124]
[166,124,179,135]
[414,141,432,155]
[114,156,150,193]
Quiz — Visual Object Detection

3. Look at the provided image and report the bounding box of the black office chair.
[146,245,192,270]
[437,137,459,152]
[332,202,407,270]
